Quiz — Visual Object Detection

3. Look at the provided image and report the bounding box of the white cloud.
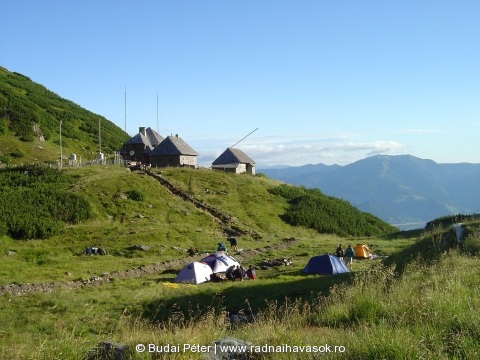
[194,134,409,167]
[322,141,409,155]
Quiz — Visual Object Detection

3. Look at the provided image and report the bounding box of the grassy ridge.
[1,165,479,359]
[0,166,317,284]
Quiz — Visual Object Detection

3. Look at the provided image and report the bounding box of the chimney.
[139,127,146,136]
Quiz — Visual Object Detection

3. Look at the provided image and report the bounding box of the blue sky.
[1,0,479,167]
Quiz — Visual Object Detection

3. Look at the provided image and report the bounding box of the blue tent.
[303,255,349,275]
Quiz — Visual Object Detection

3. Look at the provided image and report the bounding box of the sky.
[1,0,479,167]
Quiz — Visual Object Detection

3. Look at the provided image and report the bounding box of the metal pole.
[59,120,63,168]
[231,128,259,148]
[98,118,102,154]
[124,87,127,166]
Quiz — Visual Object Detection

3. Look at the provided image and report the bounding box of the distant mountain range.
[258,155,480,229]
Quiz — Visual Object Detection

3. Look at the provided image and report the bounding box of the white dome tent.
[174,262,213,284]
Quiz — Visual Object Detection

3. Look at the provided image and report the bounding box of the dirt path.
[0,238,297,297]
[145,170,261,238]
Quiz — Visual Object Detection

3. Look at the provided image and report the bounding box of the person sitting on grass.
[226,265,236,280]
[246,265,257,280]
[232,265,245,281]
[217,242,227,252]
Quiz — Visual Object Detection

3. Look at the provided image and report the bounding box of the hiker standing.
[336,244,344,260]
[227,236,238,252]
[345,244,354,267]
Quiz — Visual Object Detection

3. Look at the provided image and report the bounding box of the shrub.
[10,149,25,158]
[0,220,7,236]
[269,184,396,237]
[126,189,144,201]
[0,166,92,239]
[462,228,480,256]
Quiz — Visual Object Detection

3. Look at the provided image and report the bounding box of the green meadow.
[1,166,479,359]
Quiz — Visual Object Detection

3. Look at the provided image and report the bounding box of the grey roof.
[125,133,145,145]
[123,127,164,153]
[212,147,255,166]
[144,127,164,148]
[149,135,198,156]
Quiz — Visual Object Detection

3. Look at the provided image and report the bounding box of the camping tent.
[303,255,349,275]
[174,262,213,284]
[200,251,240,273]
[353,244,371,259]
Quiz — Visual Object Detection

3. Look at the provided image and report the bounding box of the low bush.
[0,166,92,239]
[269,184,396,237]
[126,189,144,201]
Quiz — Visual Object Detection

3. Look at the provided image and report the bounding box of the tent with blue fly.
[303,254,349,275]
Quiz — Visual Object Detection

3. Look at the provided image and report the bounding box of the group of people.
[210,265,256,282]
[185,236,260,282]
[220,237,256,280]
[335,244,354,267]
[226,264,256,281]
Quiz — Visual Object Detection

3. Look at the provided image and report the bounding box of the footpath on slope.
[144,169,261,239]
[0,238,298,297]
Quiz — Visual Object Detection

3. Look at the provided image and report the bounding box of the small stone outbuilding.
[212,147,255,174]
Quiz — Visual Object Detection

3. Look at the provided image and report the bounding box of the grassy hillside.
[1,166,480,359]
[0,165,395,283]
[0,166,290,283]
[0,66,129,165]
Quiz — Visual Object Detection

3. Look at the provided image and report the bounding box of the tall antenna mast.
[124,87,127,134]
[156,92,159,133]
[98,118,101,154]
[123,87,127,166]
[59,120,62,168]
[231,128,258,148]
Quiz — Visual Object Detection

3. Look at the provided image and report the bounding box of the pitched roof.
[149,135,198,156]
[212,147,255,166]
[144,127,164,148]
[124,127,164,153]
